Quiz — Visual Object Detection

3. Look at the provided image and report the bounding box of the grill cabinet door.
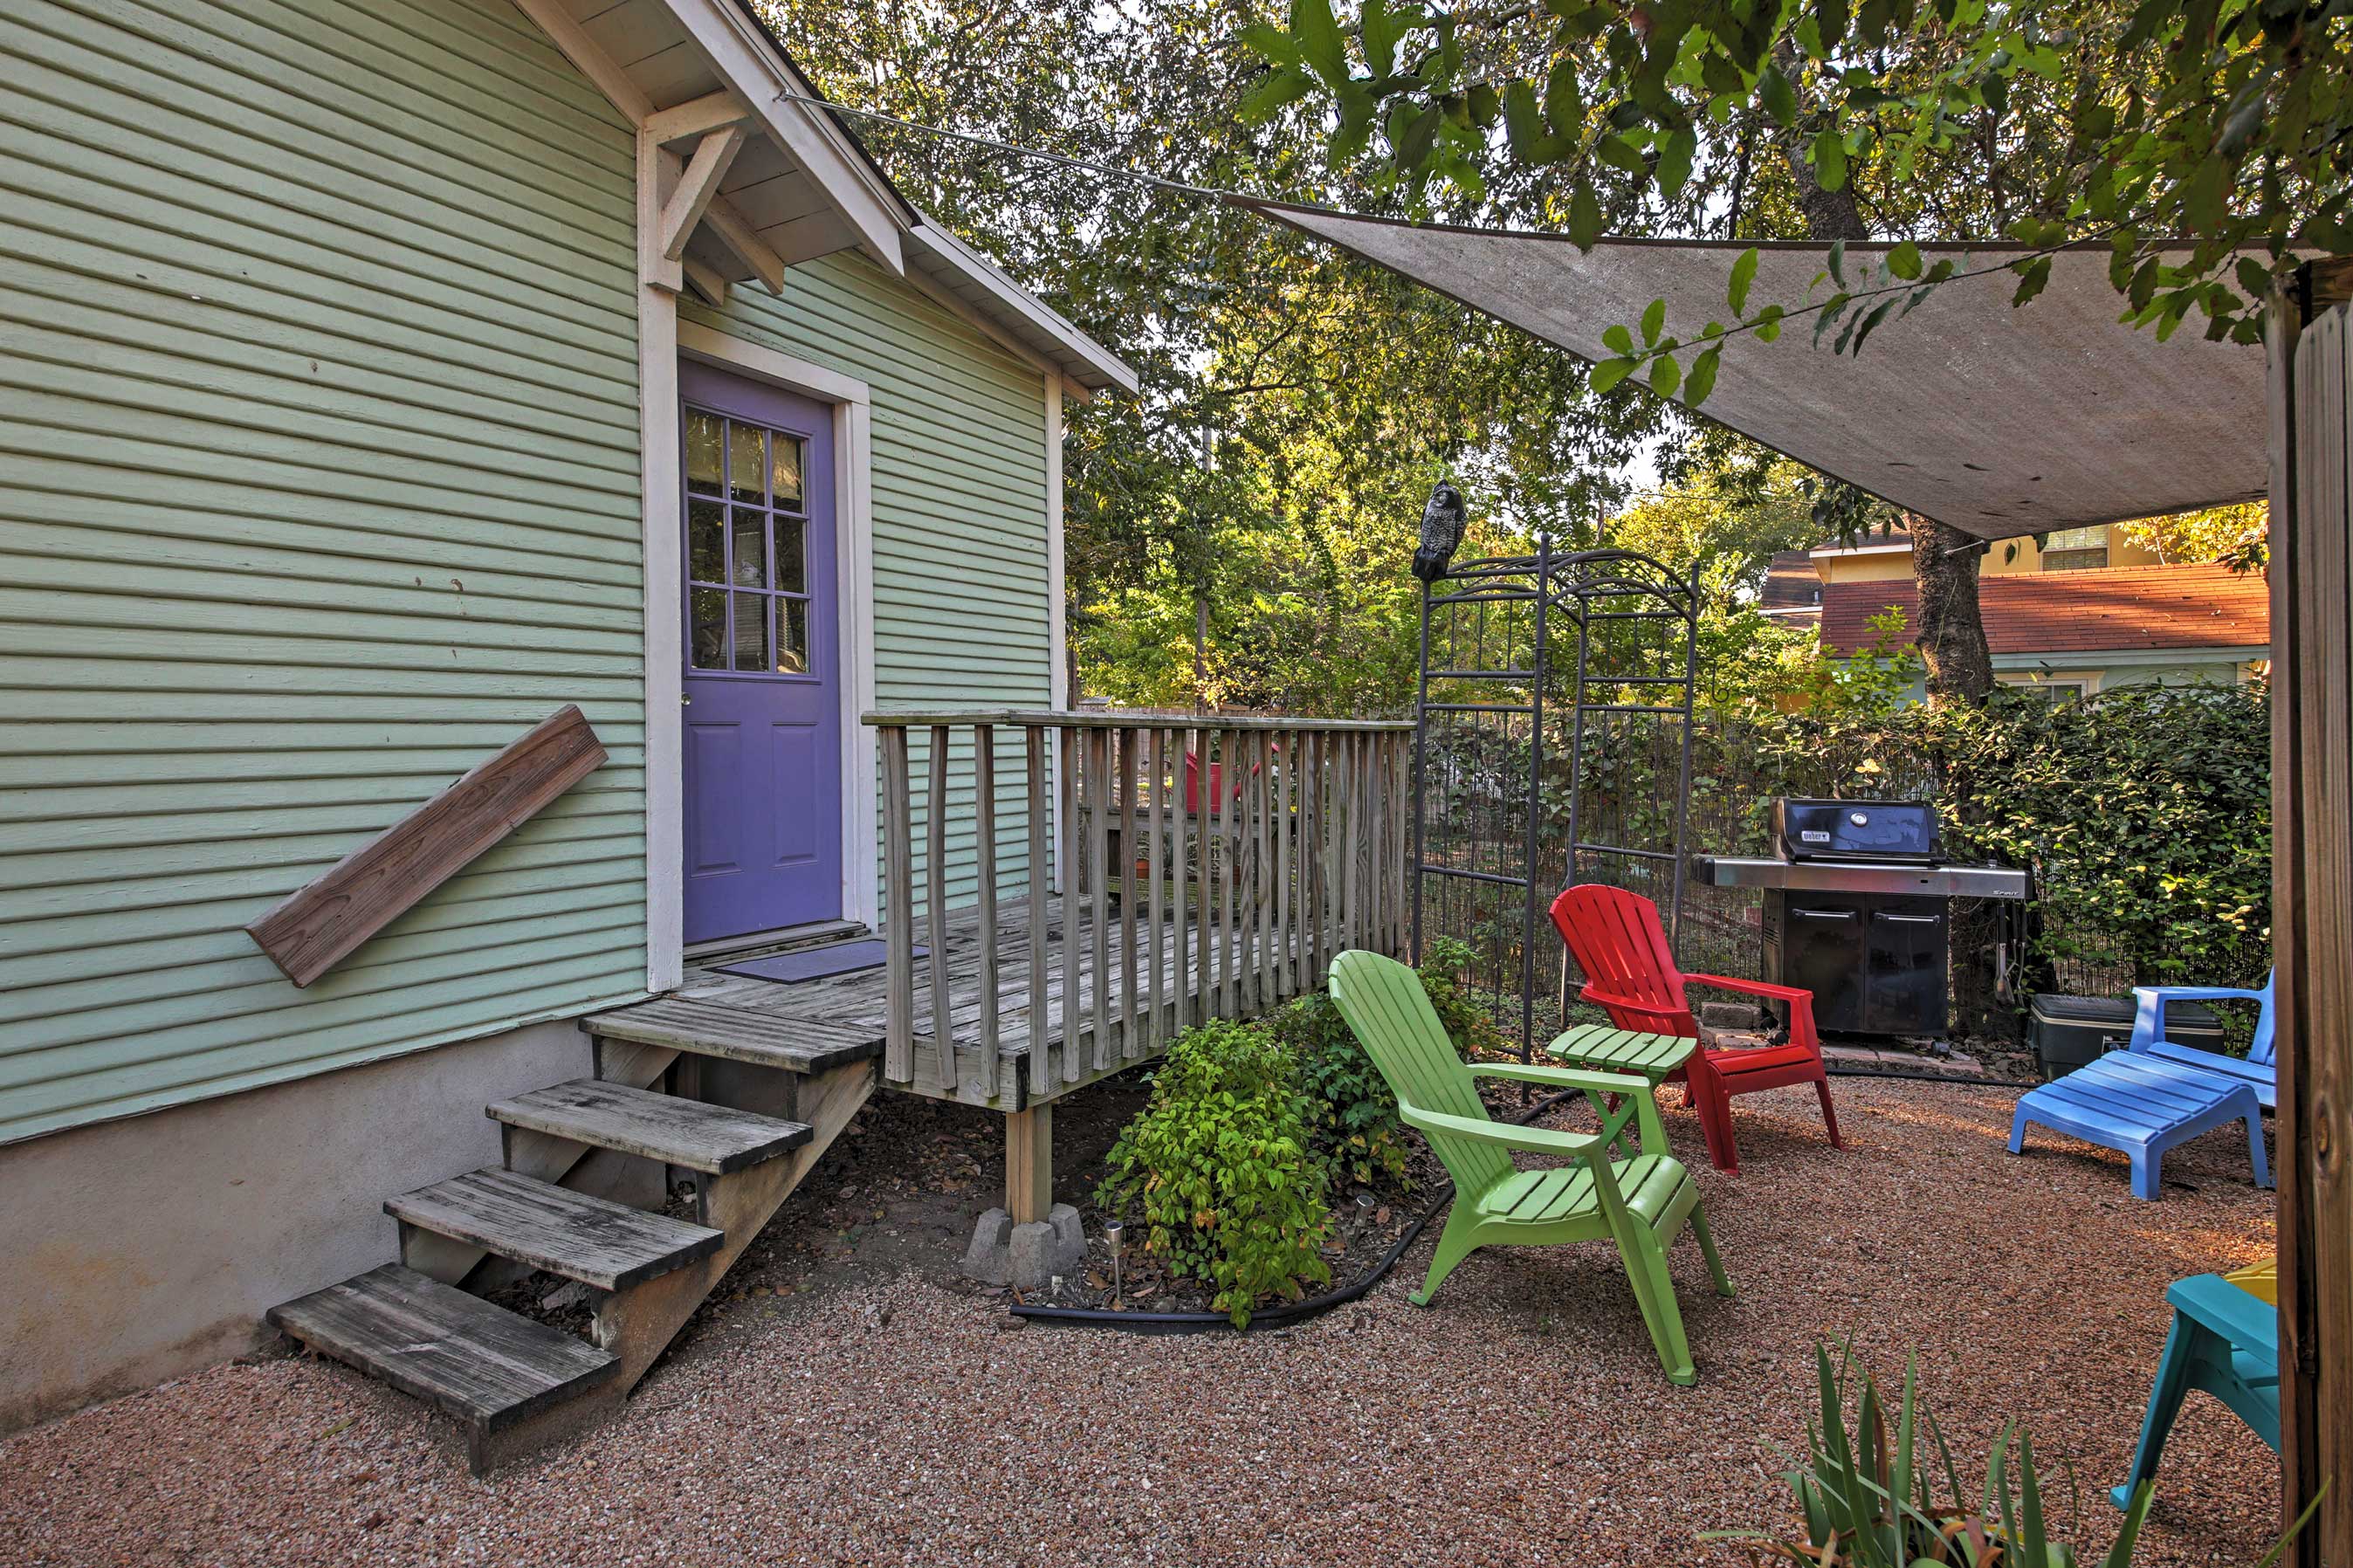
[1863,901,1949,1035]
[1778,896,1868,1033]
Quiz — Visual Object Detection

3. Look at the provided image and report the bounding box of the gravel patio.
[0,1076,2279,1568]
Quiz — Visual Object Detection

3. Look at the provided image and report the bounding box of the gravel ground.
[0,1078,2280,1568]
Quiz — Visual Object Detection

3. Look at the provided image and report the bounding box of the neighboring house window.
[2000,673,2092,703]
[2041,525,2109,572]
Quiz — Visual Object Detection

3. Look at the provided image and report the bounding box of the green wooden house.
[0,0,1415,1467]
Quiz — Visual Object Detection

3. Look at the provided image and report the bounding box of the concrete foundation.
[0,1018,590,1434]
[961,1203,1085,1290]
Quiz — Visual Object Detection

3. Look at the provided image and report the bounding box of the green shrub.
[1096,1018,1331,1324]
[1271,935,1501,1189]
[1269,991,1412,1187]
[1415,935,1510,1056]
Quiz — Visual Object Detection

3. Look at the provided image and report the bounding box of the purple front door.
[679,362,843,946]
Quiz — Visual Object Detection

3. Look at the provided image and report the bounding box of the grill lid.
[1772,798,1940,863]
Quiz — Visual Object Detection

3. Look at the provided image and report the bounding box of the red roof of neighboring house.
[1820,563,2270,656]
[1760,549,1822,617]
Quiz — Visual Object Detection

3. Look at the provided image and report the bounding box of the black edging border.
[1010,1066,2032,1334]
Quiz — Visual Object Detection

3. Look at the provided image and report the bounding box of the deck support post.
[1005,1103,1052,1224]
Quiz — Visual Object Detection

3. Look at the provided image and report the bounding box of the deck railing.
[866,710,1416,1100]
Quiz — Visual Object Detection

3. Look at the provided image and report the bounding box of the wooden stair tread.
[267,1264,616,1430]
[582,996,882,1074]
[386,1168,721,1291]
[488,1079,811,1175]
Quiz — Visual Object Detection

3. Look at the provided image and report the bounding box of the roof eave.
[903,218,1139,395]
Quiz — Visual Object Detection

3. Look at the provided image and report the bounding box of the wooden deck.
[611,895,1317,1111]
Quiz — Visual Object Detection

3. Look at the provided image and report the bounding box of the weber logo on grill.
[1800,829,1831,842]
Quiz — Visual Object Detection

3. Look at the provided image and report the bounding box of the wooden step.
[268,1264,617,1431]
[582,996,882,1075]
[487,1079,811,1175]
[386,1168,721,1291]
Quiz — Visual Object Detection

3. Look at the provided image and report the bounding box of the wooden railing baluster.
[927,725,953,1091]
[1118,726,1141,1059]
[1025,725,1050,1097]
[1251,729,1272,1013]
[1146,726,1166,1055]
[973,723,1000,1100]
[1308,725,1326,984]
[882,725,915,1083]
[1174,725,1194,1033]
[1058,724,1080,1085]
[1087,726,1112,1071]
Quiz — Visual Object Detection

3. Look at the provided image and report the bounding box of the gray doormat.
[713,939,924,985]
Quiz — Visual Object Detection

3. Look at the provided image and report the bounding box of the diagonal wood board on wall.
[244,705,608,987]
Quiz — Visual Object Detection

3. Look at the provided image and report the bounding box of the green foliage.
[1270,991,1414,1186]
[1708,1343,2157,1567]
[1096,1019,1331,1324]
[1787,609,1930,721]
[1414,934,1509,1057]
[1270,934,1503,1187]
[1935,682,2273,989]
[1245,0,2352,402]
[2115,502,2269,572]
[1727,679,2272,991]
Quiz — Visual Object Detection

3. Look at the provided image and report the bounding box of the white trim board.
[1044,374,1067,895]
[640,136,686,994]
[678,320,882,931]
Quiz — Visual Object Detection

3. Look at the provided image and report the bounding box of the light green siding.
[0,0,649,1144]
[686,258,1055,911]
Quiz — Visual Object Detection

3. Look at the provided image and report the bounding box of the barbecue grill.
[1691,799,2027,1035]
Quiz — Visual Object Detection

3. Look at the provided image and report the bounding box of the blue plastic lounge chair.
[2110,1272,2280,1509]
[2128,970,2276,1111]
[2008,1051,2271,1200]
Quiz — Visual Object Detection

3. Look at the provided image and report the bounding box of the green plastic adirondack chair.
[1329,950,1735,1385]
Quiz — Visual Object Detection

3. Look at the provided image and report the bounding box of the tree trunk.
[1906,513,1995,706]
[1772,78,2009,1045]
[1770,48,1994,712]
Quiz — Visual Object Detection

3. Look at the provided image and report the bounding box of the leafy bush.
[1415,934,1510,1056]
[1266,991,1407,1187]
[1269,935,1503,1189]
[1096,1019,1331,1324]
[1937,683,2272,991]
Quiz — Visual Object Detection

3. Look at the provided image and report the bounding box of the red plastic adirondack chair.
[1549,884,1842,1174]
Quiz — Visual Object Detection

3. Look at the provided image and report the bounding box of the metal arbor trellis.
[1409,540,1702,1054]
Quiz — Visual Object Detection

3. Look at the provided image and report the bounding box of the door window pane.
[772,515,805,595]
[771,437,805,512]
[730,509,765,588]
[685,410,723,495]
[728,423,765,505]
[775,598,808,674]
[690,588,727,670]
[687,499,725,584]
[731,591,768,671]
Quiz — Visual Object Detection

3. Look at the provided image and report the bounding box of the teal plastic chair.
[1328,950,1734,1385]
[2111,1272,2281,1509]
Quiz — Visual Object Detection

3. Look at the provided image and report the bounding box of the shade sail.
[1255,203,2267,541]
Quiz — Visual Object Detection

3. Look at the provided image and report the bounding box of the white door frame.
[653,322,880,973]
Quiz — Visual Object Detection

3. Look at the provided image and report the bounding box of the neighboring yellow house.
[1802,522,2164,588]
